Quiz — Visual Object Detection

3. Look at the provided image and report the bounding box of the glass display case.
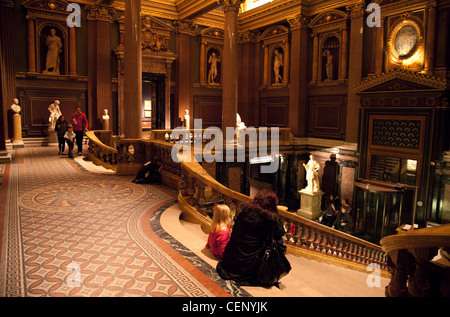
[353,179,418,244]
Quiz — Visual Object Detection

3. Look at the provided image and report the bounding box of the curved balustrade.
[85,130,118,170]
[177,154,390,276]
[380,225,450,297]
[86,130,390,276]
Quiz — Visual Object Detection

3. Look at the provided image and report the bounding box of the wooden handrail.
[85,130,117,153]
[380,224,450,254]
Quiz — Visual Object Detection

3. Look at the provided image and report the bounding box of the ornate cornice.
[354,68,448,93]
[173,19,197,35]
[85,4,116,22]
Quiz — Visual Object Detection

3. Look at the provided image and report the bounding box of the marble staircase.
[161,203,390,297]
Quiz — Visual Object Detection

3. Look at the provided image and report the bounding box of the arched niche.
[199,28,224,86]
[309,10,348,85]
[259,25,289,87]
[23,0,74,76]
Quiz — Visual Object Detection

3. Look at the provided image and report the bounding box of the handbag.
[256,221,291,286]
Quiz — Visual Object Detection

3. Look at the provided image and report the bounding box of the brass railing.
[380,225,450,297]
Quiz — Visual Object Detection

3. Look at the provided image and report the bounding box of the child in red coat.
[206,204,231,260]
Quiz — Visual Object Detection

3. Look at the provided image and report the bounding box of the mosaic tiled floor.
[0,147,243,297]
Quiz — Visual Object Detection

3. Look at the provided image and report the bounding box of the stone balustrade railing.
[85,130,118,170]
[380,224,450,297]
[177,154,390,275]
[86,130,389,276]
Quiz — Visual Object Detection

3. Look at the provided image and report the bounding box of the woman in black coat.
[216,189,286,287]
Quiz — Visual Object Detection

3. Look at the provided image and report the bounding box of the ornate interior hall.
[0,0,449,303]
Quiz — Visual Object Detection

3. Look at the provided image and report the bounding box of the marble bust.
[11,98,21,114]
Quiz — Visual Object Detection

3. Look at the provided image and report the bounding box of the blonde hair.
[210,204,231,233]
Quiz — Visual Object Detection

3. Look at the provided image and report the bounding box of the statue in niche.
[10,98,21,114]
[207,52,221,84]
[303,154,321,193]
[43,28,63,75]
[48,100,62,130]
[323,50,333,80]
[273,49,283,84]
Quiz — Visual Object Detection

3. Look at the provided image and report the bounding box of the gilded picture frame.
[387,17,424,66]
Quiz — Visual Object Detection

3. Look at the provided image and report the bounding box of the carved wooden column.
[123,0,142,139]
[339,27,348,80]
[200,42,206,85]
[311,32,319,83]
[174,19,196,125]
[263,44,269,86]
[86,4,116,130]
[69,25,77,76]
[283,40,289,84]
[0,0,16,140]
[288,14,309,137]
[27,16,37,74]
[345,2,365,143]
[424,3,436,73]
[219,0,243,138]
[374,17,385,74]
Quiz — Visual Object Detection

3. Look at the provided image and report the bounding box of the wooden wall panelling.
[259,96,288,127]
[308,95,346,139]
[193,95,222,129]
[17,87,86,137]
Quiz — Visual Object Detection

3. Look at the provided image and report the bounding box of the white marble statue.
[10,98,21,114]
[303,154,321,193]
[273,49,283,84]
[43,29,63,75]
[48,100,62,130]
[323,50,333,80]
[184,109,190,130]
[236,113,246,139]
[207,52,221,84]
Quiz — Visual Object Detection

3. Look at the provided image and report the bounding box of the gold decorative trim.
[217,0,244,13]
[386,14,424,67]
[85,4,116,22]
[354,68,447,93]
[173,19,197,35]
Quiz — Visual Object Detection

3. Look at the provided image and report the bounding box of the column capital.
[173,19,197,35]
[346,2,365,19]
[86,4,116,23]
[1,0,14,8]
[217,0,245,13]
[287,14,310,30]
[238,30,259,43]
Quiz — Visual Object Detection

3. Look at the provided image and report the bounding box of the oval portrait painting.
[394,24,419,58]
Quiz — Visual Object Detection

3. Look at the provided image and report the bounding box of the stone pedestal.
[102,118,110,131]
[12,113,24,148]
[297,189,324,220]
[48,126,58,145]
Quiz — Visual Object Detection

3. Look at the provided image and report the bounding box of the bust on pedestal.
[102,109,110,130]
[11,98,24,148]
[297,155,324,220]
